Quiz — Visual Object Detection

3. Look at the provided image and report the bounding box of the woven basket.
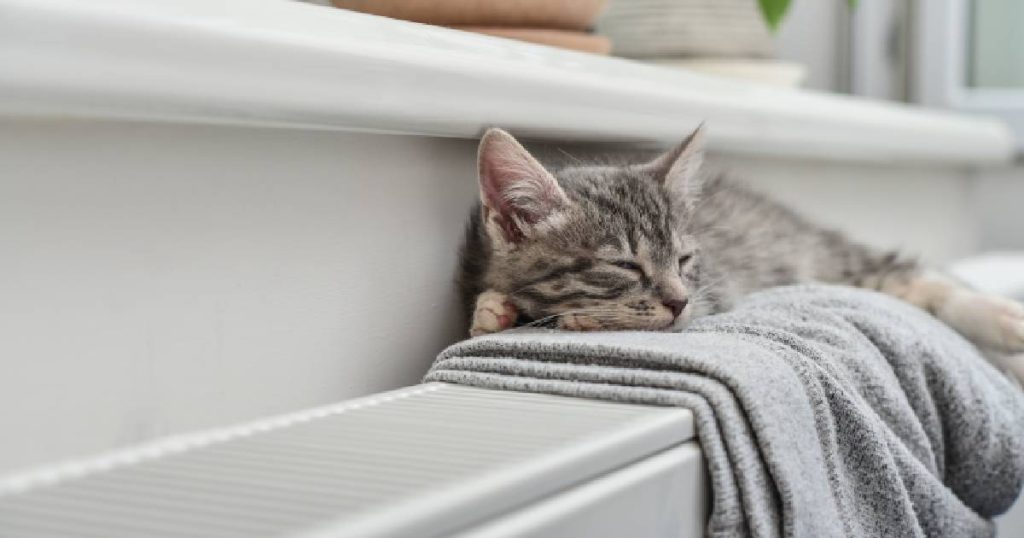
[597,0,774,58]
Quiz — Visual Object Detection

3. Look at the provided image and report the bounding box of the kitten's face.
[476,128,705,331]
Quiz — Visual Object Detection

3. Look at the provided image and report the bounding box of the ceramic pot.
[332,0,609,31]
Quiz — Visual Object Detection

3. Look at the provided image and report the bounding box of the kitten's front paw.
[940,291,1024,352]
[470,290,518,337]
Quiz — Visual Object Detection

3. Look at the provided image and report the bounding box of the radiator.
[0,383,705,537]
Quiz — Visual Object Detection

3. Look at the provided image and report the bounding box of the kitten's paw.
[470,290,518,337]
[995,301,1024,352]
[939,291,1024,352]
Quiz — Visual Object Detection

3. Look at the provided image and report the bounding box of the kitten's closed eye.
[611,260,643,273]
[678,254,693,269]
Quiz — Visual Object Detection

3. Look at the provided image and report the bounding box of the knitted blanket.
[426,285,1024,537]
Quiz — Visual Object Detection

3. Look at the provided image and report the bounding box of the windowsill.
[0,0,1014,166]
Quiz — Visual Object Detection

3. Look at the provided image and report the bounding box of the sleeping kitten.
[458,127,1024,355]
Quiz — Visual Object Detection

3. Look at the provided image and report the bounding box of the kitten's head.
[475,127,706,331]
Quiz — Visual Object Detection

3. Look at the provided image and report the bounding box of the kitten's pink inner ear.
[478,128,567,243]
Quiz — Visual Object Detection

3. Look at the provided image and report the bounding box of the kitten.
[458,127,1024,355]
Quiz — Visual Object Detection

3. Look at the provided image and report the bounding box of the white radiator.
[0,384,705,537]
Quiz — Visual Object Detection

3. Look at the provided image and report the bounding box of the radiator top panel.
[0,383,693,538]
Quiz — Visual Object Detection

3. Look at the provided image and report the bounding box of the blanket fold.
[425,285,1024,537]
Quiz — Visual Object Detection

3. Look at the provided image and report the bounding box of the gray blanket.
[425,285,1024,537]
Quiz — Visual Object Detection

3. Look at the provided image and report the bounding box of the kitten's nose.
[663,298,688,318]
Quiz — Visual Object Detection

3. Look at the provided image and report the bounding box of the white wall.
[721,155,977,265]
[0,119,478,474]
[970,165,1024,250]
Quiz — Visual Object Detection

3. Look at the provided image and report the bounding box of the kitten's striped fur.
[459,128,1024,355]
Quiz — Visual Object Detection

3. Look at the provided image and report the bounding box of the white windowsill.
[0,0,1014,166]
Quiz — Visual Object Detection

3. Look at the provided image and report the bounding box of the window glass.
[968,0,1024,88]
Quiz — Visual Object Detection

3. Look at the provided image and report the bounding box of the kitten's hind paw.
[470,290,518,337]
[940,291,1024,352]
[994,300,1024,352]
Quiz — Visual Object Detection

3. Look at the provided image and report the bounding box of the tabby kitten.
[458,127,1024,354]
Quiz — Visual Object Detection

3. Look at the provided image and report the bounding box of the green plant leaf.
[848,0,858,8]
[758,0,792,32]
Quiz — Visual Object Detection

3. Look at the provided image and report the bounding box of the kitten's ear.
[646,125,706,204]
[478,128,568,244]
